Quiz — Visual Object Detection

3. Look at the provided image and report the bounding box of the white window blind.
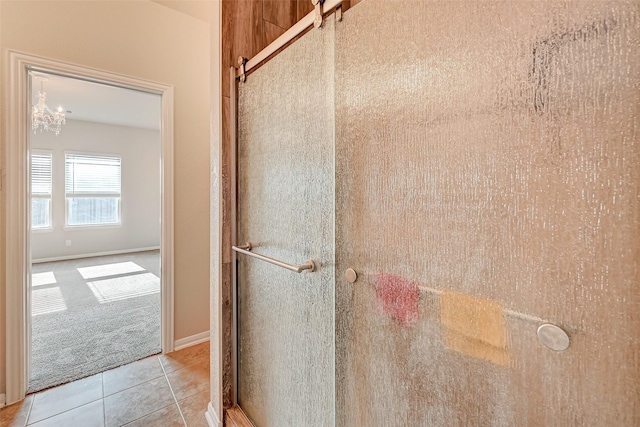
[31,151,52,229]
[65,153,121,226]
[32,152,52,195]
[65,154,121,196]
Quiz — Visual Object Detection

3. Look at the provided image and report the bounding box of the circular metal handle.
[537,323,570,351]
[344,268,357,283]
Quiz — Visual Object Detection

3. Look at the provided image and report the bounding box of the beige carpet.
[29,250,161,393]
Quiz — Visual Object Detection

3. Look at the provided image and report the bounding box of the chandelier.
[32,76,66,136]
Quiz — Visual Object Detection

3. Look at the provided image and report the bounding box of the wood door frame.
[5,50,175,404]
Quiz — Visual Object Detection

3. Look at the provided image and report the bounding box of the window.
[31,150,53,229]
[65,153,121,226]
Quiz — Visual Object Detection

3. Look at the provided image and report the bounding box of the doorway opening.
[28,71,163,392]
[6,51,175,404]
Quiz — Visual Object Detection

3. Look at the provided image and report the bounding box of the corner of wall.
[209,0,223,421]
[205,401,222,427]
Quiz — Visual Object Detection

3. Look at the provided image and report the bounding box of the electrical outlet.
[65,239,71,247]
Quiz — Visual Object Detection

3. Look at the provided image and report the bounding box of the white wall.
[31,119,161,261]
[0,0,212,397]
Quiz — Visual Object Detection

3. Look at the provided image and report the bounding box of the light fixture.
[32,76,66,136]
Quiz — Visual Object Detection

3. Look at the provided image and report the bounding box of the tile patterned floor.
[1,342,210,427]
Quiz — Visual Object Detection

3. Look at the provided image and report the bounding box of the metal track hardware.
[312,0,325,28]
[238,56,248,83]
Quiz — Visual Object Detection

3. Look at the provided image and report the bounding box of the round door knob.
[345,268,357,283]
[537,323,570,352]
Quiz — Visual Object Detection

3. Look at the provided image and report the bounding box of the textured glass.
[236,18,335,426]
[335,1,640,426]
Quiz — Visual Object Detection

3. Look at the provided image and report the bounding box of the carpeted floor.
[29,250,161,393]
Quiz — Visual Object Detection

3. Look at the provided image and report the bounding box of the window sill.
[63,224,122,231]
[31,227,53,233]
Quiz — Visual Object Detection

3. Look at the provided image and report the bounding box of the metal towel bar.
[232,242,315,273]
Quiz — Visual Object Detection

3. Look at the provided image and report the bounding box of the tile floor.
[0,342,210,427]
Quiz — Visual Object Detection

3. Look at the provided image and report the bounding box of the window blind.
[32,152,52,195]
[65,153,121,196]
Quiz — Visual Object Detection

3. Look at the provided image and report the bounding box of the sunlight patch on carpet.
[77,261,146,280]
[32,287,67,315]
[32,271,57,287]
[88,272,160,303]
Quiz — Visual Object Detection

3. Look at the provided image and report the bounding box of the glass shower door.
[335,0,640,425]
[235,0,639,425]
[236,18,336,427]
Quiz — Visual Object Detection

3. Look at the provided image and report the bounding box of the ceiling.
[31,72,161,131]
[152,0,212,23]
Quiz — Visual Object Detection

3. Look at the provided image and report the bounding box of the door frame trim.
[5,50,175,404]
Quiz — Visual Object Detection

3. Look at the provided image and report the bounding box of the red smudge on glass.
[374,273,420,327]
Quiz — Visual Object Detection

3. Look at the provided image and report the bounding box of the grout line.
[119,403,178,427]
[23,395,35,427]
[101,374,106,427]
[102,372,166,398]
[108,357,178,426]
[26,399,102,426]
[159,356,187,426]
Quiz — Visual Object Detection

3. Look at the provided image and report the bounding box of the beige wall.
[0,0,211,396]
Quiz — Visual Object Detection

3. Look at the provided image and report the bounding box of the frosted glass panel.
[335,1,640,426]
[236,18,335,426]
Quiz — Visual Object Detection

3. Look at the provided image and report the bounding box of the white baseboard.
[32,246,160,264]
[0,393,6,408]
[174,331,210,351]
[205,402,221,427]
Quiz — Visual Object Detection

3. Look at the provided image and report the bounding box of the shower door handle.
[232,243,316,273]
